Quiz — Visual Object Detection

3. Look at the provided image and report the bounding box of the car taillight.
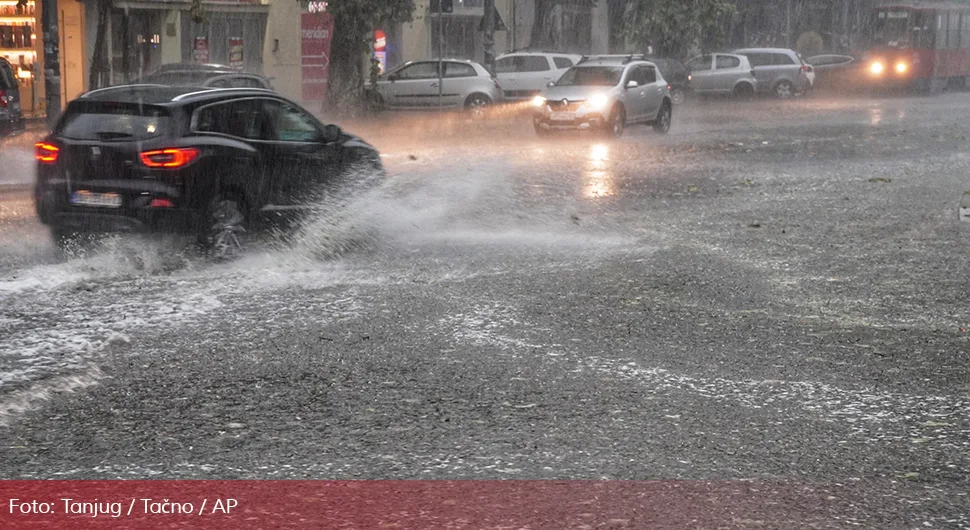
[0,89,8,108]
[801,65,812,72]
[35,142,59,163]
[139,148,200,168]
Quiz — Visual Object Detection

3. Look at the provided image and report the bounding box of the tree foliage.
[530,0,596,51]
[624,0,737,58]
[311,0,415,116]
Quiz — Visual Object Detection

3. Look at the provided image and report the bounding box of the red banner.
[192,37,209,64]
[0,480,891,529]
[301,12,334,102]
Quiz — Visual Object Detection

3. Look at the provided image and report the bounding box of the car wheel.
[201,194,248,261]
[774,80,794,99]
[670,88,687,105]
[733,83,754,100]
[465,94,491,119]
[652,102,672,134]
[605,105,625,138]
[534,122,550,137]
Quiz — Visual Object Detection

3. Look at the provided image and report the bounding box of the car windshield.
[873,9,911,47]
[555,66,624,86]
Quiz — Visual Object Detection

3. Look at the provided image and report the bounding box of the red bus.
[864,2,970,92]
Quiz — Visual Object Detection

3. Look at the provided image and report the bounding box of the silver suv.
[731,48,813,99]
[684,53,757,98]
[367,59,504,117]
[494,50,583,100]
[532,55,672,138]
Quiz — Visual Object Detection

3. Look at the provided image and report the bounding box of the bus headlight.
[870,61,885,75]
[895,62,908,74]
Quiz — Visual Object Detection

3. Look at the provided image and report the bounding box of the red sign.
[374,29,386,52]
[192,37,209,63]
[301,13,334,101]
[228,37,243,69]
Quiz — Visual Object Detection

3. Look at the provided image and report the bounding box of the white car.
[366,59,504,118]
[494,51,583,101]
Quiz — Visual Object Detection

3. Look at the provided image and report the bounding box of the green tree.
[313,0,415,116]
[624,0,737,58]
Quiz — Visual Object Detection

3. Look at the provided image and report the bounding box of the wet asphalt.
[1,93,969,528]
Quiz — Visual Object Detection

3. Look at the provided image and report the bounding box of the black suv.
[0,57,26,137]
[34,85,383,254]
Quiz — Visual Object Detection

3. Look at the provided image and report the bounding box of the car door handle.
[430,82,439,88]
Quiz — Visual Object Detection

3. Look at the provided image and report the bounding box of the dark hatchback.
[0,57,26,137]
[136,63,275,90]
[34,85,383,253]
[646,57,691,105]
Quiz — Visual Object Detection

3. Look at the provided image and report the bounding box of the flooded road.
[2,94,970,526]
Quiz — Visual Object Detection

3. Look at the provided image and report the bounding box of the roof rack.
[80,84,170,98]
[577,54,648,65]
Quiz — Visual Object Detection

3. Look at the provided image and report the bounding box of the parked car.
[683,53,758,98]
[731,48,813,99]
[33,85,383,257]
[493,50,583,100]
[532,54,672,138]
[644,56,691,105]
[806,54,861,91]
[136,63,275,90]
[0,57,26,137]
[366,59,504,118]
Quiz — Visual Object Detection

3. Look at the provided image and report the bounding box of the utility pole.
[41,0,61,126]
[483,0,496,73]
[437,0,444,111]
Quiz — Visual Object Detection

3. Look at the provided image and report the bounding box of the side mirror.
[387,74,399,82]
[546,81,556,87]
[322,124,341,143]
[626,80,639,89]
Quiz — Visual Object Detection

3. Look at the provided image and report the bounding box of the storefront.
[85,0,268,86]
[0,0,37,111]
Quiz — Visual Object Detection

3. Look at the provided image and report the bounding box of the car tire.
[670,88,687,105]
[733,83,755,100]
[652,101,672,134]
[774,80,795,99]
[534,123,550,137]
[465,94,491,119]
[605,105,625,138]
[200,193,248,261]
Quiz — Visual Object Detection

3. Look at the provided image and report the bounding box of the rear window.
[57,102,171,141]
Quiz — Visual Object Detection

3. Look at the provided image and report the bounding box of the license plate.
[550,112,575,121]
[70,190,122,208]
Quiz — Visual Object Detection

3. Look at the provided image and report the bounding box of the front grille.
[547,100,582,111]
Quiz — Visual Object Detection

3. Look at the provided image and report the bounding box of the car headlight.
[870,61,885,75]
[895,62,907,74]
[585,94,609,111]
[531,95,546,108]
